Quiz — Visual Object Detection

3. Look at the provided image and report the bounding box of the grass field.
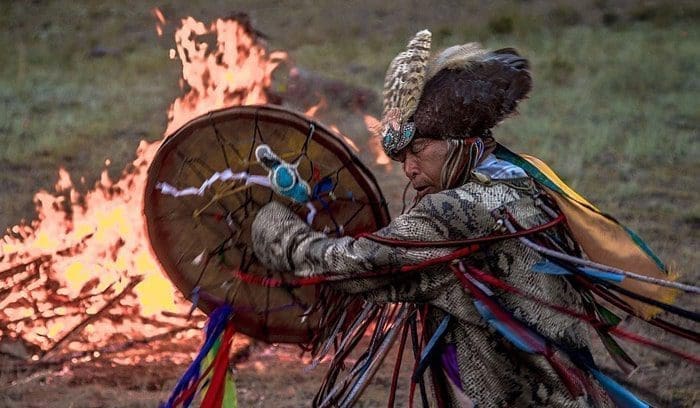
[1,0,698,406]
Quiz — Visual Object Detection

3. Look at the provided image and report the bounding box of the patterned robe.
[252,173,613,407]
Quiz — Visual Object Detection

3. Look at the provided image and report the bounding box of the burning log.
[0,269,41,302]
[39,276,143,362]
[0,235,94,303]
[36,325,195,367]
[0,255,50,281]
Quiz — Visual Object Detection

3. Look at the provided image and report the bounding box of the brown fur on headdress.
[380,34,532,159]
[413,45,532,139]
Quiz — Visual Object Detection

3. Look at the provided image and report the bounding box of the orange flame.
[0,15,283,360]
[0,13,381,364]
[363,114,392,171]
[151,8,166,37]
[166,17,287,135]
[328,125,360,154]
[304,95,326,117]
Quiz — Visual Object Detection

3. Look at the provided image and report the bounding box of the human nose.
[403,154,419,180]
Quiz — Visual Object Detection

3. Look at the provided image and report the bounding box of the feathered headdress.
[380,30,432,159]
[380,30,532,160]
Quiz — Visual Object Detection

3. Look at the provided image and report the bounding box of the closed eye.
[409,139,429,154]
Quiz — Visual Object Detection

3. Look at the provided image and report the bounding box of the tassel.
[455,263,656,405]
[589,369,650,408]
[201,322,237,407]
[163,305,235,408]
[531,259,624,283]
[412,315,451,382]
[545,352,585,397]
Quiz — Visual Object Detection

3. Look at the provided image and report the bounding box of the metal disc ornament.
[144,105,390,344]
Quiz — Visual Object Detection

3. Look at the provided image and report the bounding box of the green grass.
[499,23,699,173]
[4,1,696,167]
[1,0,697,258]
[1,1,696,231]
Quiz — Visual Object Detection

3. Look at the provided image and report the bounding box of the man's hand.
[251,201,309,272]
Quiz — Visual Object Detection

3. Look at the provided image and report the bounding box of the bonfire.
[0,10,386,373]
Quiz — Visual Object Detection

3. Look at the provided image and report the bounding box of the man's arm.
[251,189,495,300]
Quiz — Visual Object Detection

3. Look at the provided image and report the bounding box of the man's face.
[400,138,449,198]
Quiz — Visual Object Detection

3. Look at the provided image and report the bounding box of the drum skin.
[144,105,390,344]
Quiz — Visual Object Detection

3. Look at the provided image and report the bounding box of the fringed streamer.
[316,305,408,408]
[546,352,587,398]
[156,171,269,197]
[467,266,700,364]
[608,327,700,365]
[580,296,638,374]
[337,307,409,407]
[440,344,463,391]
[412,315,451,382]
[453,264,586,397]
[578,266,625,283]
[201,322,237,407]
[312,304,380,407]
[408,312,429,408]
[453,264,661,405]
[163,305,236,408]
[388,312,411,408]
[648,315,700,343]
[315,304,382,405]
[473,300,539,353]
[311,308,348,368]
[598,330,637,375]
[320,303,376,364]
[455,269,547,355]
[453,266,546,353]
[579,278,700,343]
[589,370,650,408]
[602,280,700,322]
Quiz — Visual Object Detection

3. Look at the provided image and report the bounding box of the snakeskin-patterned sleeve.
[251,188,496,301]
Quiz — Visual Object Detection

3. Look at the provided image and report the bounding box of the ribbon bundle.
[162,305,237,408]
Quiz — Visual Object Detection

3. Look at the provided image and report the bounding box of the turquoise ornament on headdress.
[381,120,416,159]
